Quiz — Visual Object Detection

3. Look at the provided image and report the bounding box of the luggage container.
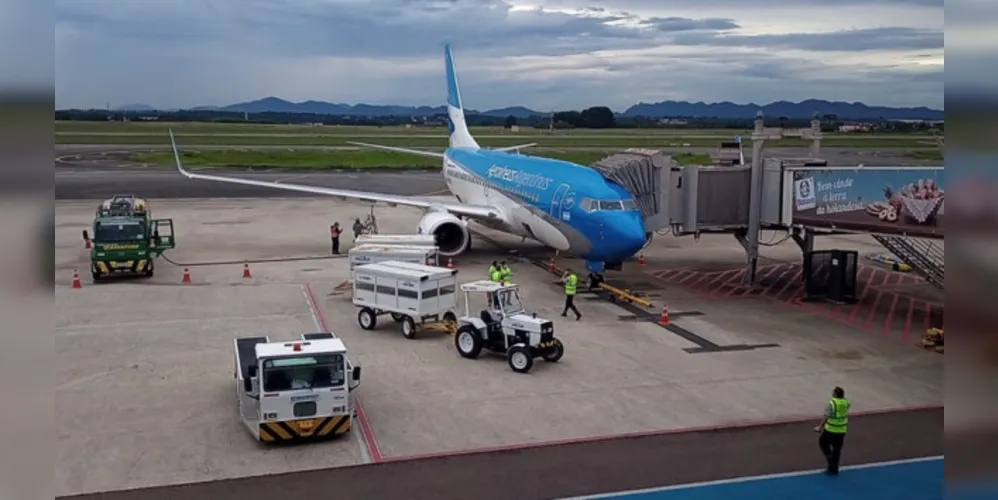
[352,260,459,339]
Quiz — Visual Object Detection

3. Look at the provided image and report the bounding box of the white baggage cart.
[348,244,440,270]
[352,260,459,339]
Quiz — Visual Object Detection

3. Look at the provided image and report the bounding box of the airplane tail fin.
[444,44,479,149]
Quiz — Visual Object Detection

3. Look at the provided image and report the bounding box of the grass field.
[57,121,754,136]
[57,133,936,148]
[131,149,713,169]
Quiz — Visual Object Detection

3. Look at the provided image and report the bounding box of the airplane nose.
[609,214,647,257]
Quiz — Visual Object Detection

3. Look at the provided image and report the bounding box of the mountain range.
[113,97,943,120]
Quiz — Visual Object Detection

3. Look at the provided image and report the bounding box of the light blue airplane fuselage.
[441,146,647,271]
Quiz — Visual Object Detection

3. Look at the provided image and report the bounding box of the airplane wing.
[493,143,536,152]
[346,141,444,158]
[169,130,501,220]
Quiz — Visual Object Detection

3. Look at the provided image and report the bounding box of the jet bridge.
[590,149,672,234]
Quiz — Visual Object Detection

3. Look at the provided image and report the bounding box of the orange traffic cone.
[182,267,192,283]
[72,270,82,289]
[638,252,646,267]
[659,304,670,325]
[447,258,454,269]
[548,257,556,273]
[242,262,252,278]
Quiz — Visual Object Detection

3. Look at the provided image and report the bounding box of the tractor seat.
[480,310,503,336]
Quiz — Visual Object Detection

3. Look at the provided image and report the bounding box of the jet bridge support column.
[743,111,766,285]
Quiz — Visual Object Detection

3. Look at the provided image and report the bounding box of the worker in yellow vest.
[500,260,512,282]
[488,261,499,280]
[814,386,850,475]
[560,268,581,320]
[489,266,503,283]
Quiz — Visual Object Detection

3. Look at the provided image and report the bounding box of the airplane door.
[550,183,570,218]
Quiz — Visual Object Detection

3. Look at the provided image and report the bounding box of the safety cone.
[447,258,454,269]
[242,262,252,278]
[638,252,646,267]
[659,304,670,325]
[84,238,91,249]
[548,257,556,273]
[72,270,82,289]
[182,267,191,283]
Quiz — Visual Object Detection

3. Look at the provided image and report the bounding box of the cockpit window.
[582,197,639,212]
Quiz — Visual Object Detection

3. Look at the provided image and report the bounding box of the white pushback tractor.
[454,280,564,373]
[348,244,439,270]
[234,333,361,443]
[353,260,459,338]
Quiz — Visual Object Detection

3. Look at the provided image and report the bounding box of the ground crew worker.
[489,265,503,283]
[488,261,499,280]
[500,260,512,282]
[330,222,342,255]
[560,268,581,320]
[814,386,850,475]
[352,218,364,241]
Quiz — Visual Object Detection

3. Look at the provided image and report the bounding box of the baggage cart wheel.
[358,308,377,330]
[507,344,533,374]
[391,312,403,322]
[455,325,483,359]
[542,338,564,362]
[401,316,417,339]
[443,311,457,323]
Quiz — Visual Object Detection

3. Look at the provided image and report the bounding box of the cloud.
[55,0,944,110]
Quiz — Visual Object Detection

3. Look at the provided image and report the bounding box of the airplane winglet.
[168,129,194,178]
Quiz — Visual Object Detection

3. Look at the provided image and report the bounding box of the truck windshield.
[499,289,524,314]
[94,221,146,243]
[261,354,345,392]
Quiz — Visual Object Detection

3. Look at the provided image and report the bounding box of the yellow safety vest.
[490,269,503,282]
[824,397,850,434]
[488,266,496,279]
[501,266,512,280]
[564,274,578,295]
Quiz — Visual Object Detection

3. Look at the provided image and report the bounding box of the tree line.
[55,107,941,133]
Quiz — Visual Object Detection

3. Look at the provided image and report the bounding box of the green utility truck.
[83,195,176,281]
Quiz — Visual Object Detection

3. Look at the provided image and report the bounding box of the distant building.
[838,123,873,133]
[656,118,689,125]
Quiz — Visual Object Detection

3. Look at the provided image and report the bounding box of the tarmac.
[55,195,944,499]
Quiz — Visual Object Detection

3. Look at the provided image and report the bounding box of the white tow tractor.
[454,280,564,373]
[353,260,459,338]
[234,333,361,443]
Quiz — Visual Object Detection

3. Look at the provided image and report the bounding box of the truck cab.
[84,195,175,281]
[234,334,361,443]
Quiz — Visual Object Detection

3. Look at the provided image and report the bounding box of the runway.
[56,165,448,199]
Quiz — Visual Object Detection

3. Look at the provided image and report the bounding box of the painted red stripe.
[759,265,793,298]
[777,269,804,303]
[863,269,894,327]
[883,294,901,337]
[305,283,384,463]
[902,297,916,343]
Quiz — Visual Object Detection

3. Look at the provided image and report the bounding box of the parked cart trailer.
[234,334,361,443]
[348,244,440,270]
[353,260,459,339]
[355,234,437,248]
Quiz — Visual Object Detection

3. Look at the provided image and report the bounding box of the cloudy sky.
[55,0,946,111]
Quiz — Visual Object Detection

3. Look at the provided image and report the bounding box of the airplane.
[169,44,648,280]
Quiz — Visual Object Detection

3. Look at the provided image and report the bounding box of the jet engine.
[418,211,470,257]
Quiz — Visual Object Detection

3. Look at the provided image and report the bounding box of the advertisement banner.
[791,167,944,237]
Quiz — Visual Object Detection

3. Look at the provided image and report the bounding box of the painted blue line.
[573,456,944,500]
